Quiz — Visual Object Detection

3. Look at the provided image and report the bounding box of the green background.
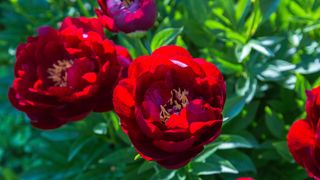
[0,0,320,179]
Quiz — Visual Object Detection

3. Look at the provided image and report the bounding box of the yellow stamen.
[122,0,132,7]
[159,88,189,123]
[47,60,73,87]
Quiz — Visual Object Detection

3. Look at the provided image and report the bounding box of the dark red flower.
[287,86,320,179]
[8,17,132,129]
[60,17,105,37]
[95,0,157,33]
[113,45,226,169]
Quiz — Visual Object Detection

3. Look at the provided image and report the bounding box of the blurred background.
[0,0,320,179]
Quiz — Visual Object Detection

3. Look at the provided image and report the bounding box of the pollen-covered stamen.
[47,60,73,87]
[121,0,133,7]
[160,89,189,124]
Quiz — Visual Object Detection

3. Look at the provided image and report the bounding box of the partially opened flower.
[287,86,320,179]
[8,17,132,129]
[95,0,157,33]
[113,45,226,169]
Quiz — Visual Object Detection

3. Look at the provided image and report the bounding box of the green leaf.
[295,73,311,100]
[236,0,252,26]
[224,101,260,132]
[191,162,225,176]
[273,141,293,162]
[175,36,187,48]
[289,32,303,47]
[313,76,320,87]
[258,60,295,82]
[259,0,280,22]
[1,168,18,180]
[151,27,184,51]
[192,155,238,175]
[265,106,285,139]
[68,138,94,162]
[184,0,208,23]
[295,57,320,74]
[138,161,154,174]
[195,145,219,162]
[258,36,284,46]
[218,150,256,173]
[151,169,176,180]
[249,40,274,57]
[235,44,252,62]
[235,76,250,96]
[216,134,256,149]
[289,1,308,17]
[214,57,244,74]
[223,95,246,121]
[99,148,135,165]
[271,60,296,72]
[41,129,79,141]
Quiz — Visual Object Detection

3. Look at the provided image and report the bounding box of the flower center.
[121,0,133,7]
[47,60,73,87]
[160,89,189,123]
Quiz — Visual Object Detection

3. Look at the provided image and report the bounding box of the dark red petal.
[52,103,92,122]
[116,45,132,78]
[152,45,192,59]
[60,17,105,37]
[113,79,135,120]
[194,76,226,108]
[47,86,73,97]
[306,87,320,130]
[156,146,203,169]
[95,9,119,32]
[189,120,222,135]
[128,55,153,80]
[152,136,195,153]
[144,81,171,107]
[126,121,169,161]
[166,108,189,130]
[135,108,163,139]
[67,58,95,90]
[287,119,320,178]
[163,129,190,141]
[82,72,97,83]
[63,85,99,102]
[27,111,64,130]
[194,58,224,81]
[186,99,222,123]
[37,26,57,37]
[141,100,161,123]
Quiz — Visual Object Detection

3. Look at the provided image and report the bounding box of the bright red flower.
[95,0,157,33]
[236,178,255,180]
[287,86,320,179]
[113,45,226,169]
[8,17,132,129]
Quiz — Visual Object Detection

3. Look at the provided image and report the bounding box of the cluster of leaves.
[0,0,320,179]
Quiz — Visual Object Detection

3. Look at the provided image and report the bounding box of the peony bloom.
[236,178,255,180]
[113,45,226,169]
[8,17,131,129]
[287,86,320,179]
[95,0,157,33]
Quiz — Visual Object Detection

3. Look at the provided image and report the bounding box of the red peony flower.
[95,0,157,33]
[113,45,226,169]
[236,178,255,180]
[8,17,132,129]
[287,86,320,179]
